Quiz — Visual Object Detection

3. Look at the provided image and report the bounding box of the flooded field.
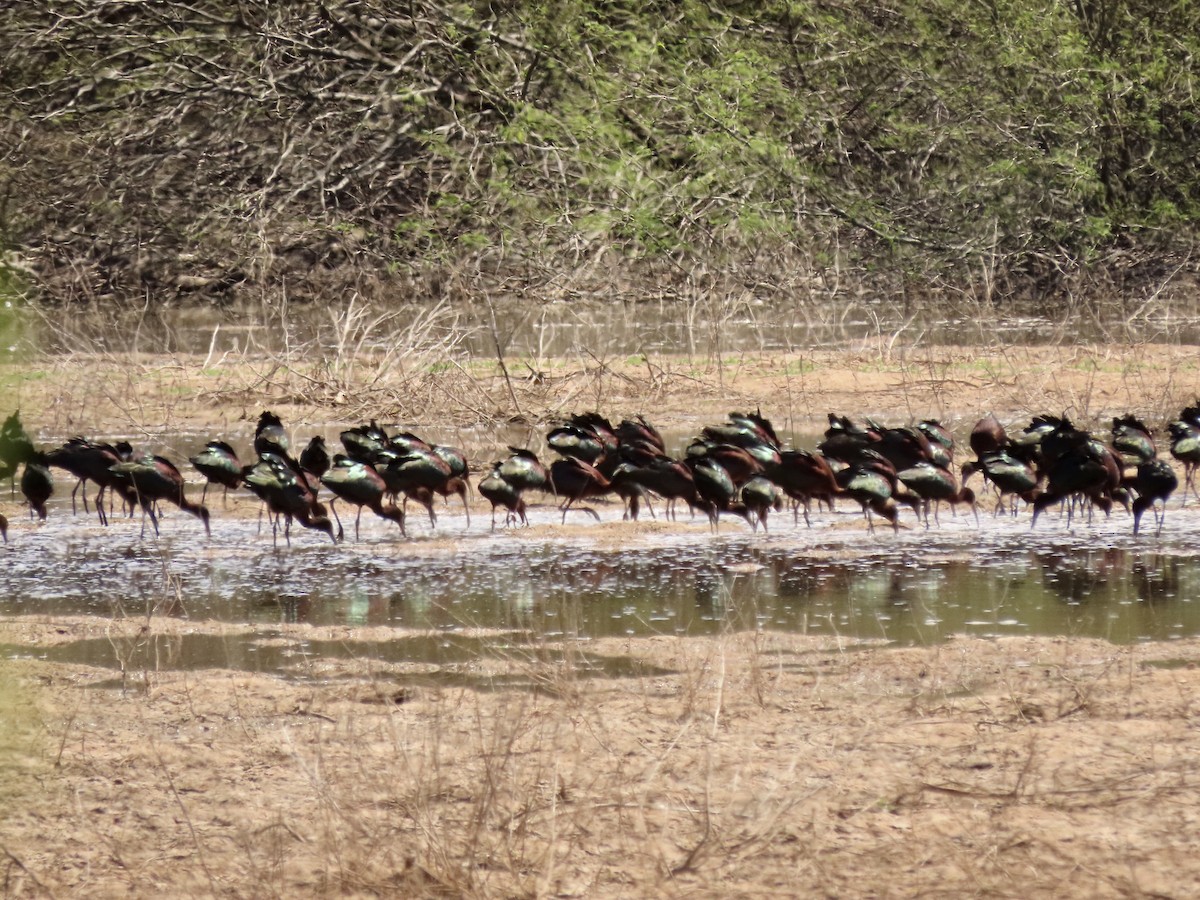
[4,336,1200,899]
[3,327,1200,685]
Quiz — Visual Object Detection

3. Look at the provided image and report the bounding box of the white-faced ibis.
[977,449,1041,516]
[872,423,937,472]
[1111,415,1156,466]
[1181,402,1200,428]
[253,411,290,456]
[969,413,1007,457]
[962,413,1007,483]
[340,420,391,463]
[1096,440,1128,512]
[616,416,665,453]
[367,432,470,524]
[605,463,657,521]
[378,448,463,528]
[478,466,529,529]
[430,443,468,478]
[733,410,782,447]
[299,436,331,479]
[741,476,783,532]
[917,419,955,466]
[429,443,471,524]
[20,452,53,521]
[834,450,908,533]
[46,436,133,522]
[189,440,242,505]
[897,461,978,527]
[0,410,34,496]
[386,430,431,453]
[1013,414,1065,464]
[320,455,405,539]
[244,453,337,545]
[687,457,752,530]
[547,457,613,522]
[700,412,783,470]
[702,411,780,453]
[610,455,698,521]
[547,421,610,466]
[686,440,764,486]
[1168,420,1200,504]
[767,449,840,527]
[472,448,550,527]
[818,414,878,464]
[1030,431,1114,529]
[1129,459,1178,536]
[569,412,619,454]
[109,455,211,537]
[498,447,548,493]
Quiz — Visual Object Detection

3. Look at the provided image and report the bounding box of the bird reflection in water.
[1131,554,1181,603]
[1039,548,1124,605]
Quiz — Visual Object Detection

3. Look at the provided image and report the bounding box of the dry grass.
[4,290,1197,444]
[3,621,1200,897]
[5,333,1200,449]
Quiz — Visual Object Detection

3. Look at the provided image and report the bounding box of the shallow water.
[3,498,1199,676]
[16,296,1200,361]
[0,628,673,691]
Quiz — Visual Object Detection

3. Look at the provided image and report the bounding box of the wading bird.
[244,453,337,546]
[299,435,332,479]
[897,461,978,527]
[1129,459,1178,536]
[190,440,243,504]
[46,437,133,522]
[0,411,34,497]
[20,451,54,521]
[767,449,840,527]
[741,476,783,532]
[478,466,529,529]
[109,455,211,537]
[320,455,406,540]
[548,457,613,522]
[253,411,290,456]
[1169,420,1200,504]
[1112,415,1156,466]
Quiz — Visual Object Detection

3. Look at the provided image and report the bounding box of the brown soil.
[2,343,1200,897]
[4,623,1200,897]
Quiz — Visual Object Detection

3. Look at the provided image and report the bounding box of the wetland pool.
[2,502,1200,680]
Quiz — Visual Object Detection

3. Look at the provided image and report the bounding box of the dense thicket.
[2,0,1199,310]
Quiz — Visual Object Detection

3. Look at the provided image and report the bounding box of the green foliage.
[3,0,1200,303]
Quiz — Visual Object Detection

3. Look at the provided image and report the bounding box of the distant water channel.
[19,295,1200,360]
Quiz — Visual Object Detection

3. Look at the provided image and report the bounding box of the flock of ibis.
[0,402,1198,545]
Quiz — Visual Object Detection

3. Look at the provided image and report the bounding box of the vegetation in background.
[2,0,1198,312]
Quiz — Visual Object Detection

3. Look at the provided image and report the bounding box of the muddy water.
[3,500,1200,681]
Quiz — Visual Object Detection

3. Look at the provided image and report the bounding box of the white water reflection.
[2,500,1200,646]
